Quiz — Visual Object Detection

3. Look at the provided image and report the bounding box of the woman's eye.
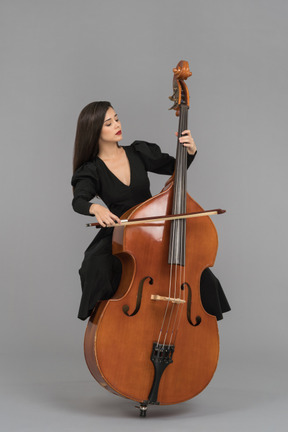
[106,123,112,127]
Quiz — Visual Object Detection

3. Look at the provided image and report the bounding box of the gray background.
[1,0,287,431]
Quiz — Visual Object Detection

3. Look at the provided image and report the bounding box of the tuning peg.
[168,101,178,110]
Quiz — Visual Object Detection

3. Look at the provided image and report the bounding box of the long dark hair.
[73,101,112,173]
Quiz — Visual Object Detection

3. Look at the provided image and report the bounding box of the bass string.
[155,221,175,348]
[156,209,181,347]
[157,225,179,348]
[156,105,188,349]
[169,106,188,346]
[169,107,188,347]
[166,263,185,348]
[169,264,186,347]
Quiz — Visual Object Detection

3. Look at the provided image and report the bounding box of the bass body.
[84,181,219,406]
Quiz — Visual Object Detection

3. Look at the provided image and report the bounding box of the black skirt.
[77,230,231,321]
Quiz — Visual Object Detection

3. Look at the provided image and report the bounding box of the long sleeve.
[131,141,196,175]
[71,162,100,216]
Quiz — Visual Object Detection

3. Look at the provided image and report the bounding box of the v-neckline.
[97,147,132,187]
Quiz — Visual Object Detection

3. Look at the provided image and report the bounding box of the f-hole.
[181,282,201,326]
[122,276,153,317]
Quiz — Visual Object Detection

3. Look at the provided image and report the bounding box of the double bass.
[84,60,223,416]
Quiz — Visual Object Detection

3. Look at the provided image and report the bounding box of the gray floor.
[1,348,287,432]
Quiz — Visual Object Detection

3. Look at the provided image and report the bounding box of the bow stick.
[86,208,226,228]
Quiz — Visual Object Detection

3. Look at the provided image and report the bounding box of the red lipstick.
[116,130,122,136]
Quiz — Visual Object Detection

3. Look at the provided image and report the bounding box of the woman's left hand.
[176,130,197,155]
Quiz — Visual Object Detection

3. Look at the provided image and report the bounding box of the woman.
[72,101,230,321]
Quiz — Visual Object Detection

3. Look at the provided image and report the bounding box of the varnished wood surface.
[84,183,219,404]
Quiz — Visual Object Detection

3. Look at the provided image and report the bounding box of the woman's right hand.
[89,203,121,227]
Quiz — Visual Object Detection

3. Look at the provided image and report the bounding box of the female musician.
[71,101,230,321]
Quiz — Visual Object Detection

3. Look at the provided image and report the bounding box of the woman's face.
[99,107,122,146]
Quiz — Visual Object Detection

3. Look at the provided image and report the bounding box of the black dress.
[71,141,231,320]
